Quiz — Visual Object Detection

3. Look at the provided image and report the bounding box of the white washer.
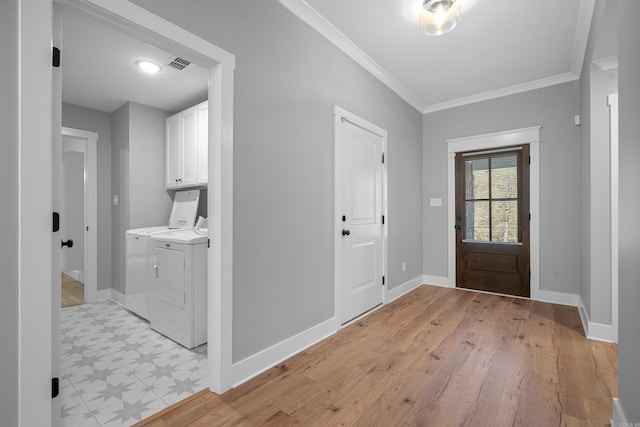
[150,228,208,348]
[125,190,200,320]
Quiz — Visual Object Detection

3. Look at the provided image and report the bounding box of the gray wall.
[587,68,618,325]
[62,102,113,291]
[0,0,19,424]
[132,0,423,363]
[128,102,172,228]
[617,0,640,421]
[111,102,172,294]
[423,81,582,295]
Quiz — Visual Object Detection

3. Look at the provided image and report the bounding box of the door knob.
[455,225,463,231]
[342,229,351,236]
[61,239,74,248]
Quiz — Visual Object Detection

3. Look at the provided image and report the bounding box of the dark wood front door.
[455,145,530,297]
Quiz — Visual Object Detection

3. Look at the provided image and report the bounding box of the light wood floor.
[61,273,85,308]
[135,285,617,427]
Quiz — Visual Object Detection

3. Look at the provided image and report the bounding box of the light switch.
[430,198,442,207]
[113,195,119,206]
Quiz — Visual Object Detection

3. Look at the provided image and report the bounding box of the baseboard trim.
[611,398,628,426]
[231,317,337,388]
[422,274,452,288]
[385,275,423,303]
[577,295,617,343]
[110,289,127,305]
[531,288,579,307]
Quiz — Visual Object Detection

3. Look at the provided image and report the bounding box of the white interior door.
[336,107,386,324]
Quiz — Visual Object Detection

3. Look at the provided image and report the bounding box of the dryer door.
[154,247,185,309]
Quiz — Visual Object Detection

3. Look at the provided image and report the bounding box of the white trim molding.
[422,274,452,288]
[608,93,619,344]
[446,127,547,302]
[423,73,578,114]
[385,276,424,304]
[278,0,425,112]
[577,295,617,343]
[59,0,237,394]
[231,317,337,388]
[61,127,98,304]
[611,398,629,427]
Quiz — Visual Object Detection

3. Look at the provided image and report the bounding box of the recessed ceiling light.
[135,60,161,74]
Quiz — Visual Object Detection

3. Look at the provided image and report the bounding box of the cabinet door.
[197,101,208,185]
[166,113,181,188]
[180,105,198,187]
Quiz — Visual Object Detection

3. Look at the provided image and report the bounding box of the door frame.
[446,126,543,299]
[334,105,388,327]
[54,0,236,394]
[608,93,619,343]
[61,127,98,303]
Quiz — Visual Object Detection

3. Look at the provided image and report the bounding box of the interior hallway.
[136,285,617,426]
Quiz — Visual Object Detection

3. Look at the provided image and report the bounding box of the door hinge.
[382,215,385,225]
[529,270,531,280]
[382,275,385,285]
[52,377,59,398]
[52,47,60,68]
[53,212,60,233]
[529,213,531,221]
[208,238,210,248]
[382,153,385,164]
[528,155,531,165]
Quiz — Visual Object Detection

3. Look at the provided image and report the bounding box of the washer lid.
[169,190,200,229]
[151,228,208,244]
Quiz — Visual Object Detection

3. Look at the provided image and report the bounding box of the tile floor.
[60,300,208,427]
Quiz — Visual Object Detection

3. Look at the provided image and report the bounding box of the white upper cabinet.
[166,100,208,189]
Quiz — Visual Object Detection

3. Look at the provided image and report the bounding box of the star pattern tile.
[60,300,208,426]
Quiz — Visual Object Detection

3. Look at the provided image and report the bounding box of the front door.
[337,110,385,324]
[455,145,530,297]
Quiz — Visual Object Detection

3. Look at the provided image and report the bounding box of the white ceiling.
[61,7,209,114]
[279,0,605,113]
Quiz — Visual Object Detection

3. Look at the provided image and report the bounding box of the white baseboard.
[611,398,628,426]
[385,275,423,303]
[231,317,337,388]
[531,288,579,307]
[577,295,590,337]
[422,274,452,288]
[110,289,127,305]
[577,295,617,343]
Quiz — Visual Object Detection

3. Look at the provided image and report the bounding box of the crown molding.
[423,72,578,113]
[278,0,426,112]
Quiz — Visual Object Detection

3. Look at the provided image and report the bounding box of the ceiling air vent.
[166,57,191,71]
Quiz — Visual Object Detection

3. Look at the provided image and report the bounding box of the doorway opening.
[52,1,235,425]
[60,127,98,307]
[446,126,543,300]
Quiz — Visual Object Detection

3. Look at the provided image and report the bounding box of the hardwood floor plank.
[137,285,617,426]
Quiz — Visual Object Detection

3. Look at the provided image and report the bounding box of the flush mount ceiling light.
[419,0,461,36]
[135,60,162,74]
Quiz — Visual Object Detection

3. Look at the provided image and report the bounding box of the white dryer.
[125,190,200,320]
[150,228,208,348]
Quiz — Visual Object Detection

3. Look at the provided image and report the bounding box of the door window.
[463,151,522,243]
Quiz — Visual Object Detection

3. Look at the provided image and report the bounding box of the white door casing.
[61,127,98,304]
[335,106,386,325]
[608,93,619,343]
[54,0,236,395]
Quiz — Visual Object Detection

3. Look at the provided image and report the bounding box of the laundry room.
[57,6,212,425]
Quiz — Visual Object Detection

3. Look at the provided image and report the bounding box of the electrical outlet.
[113,195,119,206]
[402,262,406,272]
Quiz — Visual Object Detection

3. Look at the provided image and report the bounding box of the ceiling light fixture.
[419,0,461,36]
[135,60,162,74]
